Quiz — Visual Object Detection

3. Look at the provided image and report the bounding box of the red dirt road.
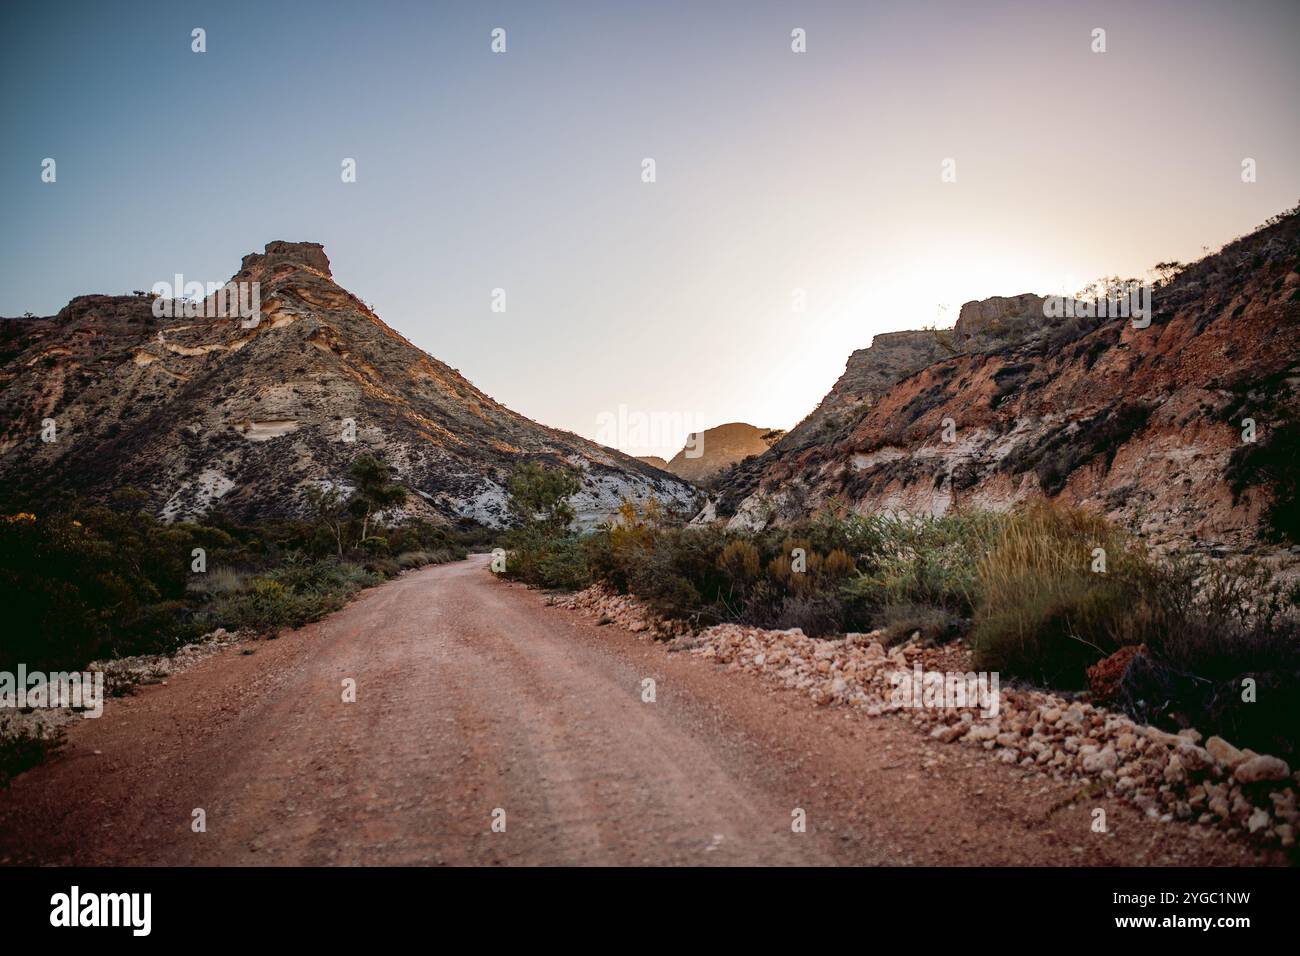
[0,555,1269,865]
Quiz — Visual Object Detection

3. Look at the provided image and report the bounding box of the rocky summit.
[0,241,700,527]
[712,209,1300,553]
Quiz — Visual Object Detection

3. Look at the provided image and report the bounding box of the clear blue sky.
[3,0,1298,456]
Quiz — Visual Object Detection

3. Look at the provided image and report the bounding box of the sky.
[2,0,1298,458]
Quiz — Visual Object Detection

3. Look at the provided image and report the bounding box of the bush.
[188,566,248,596]
[532,537,596,591]
[502,531,594,591]
[0,716,65,788]
[842,511,1006,617]
[201,561,379,634]
[969,504,1158,686]
[1111,555,1300,760]
[1120,631,1300,764]
[501,496,1300,756]
[878,601,964,645]
[774,593,844,636]
[0,503,453,672]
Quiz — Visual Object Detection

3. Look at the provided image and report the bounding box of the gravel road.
[0,555,1264,865]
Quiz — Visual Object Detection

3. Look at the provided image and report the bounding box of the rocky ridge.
[0,242,700,526]
[712,209,1300,554]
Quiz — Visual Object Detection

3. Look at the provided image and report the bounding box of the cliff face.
[712,210,1300,553]
[780,332,950,450]
[0,242,700,527]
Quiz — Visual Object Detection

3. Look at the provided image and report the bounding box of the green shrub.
[188,566,248,596]
[842,511,1005,617]
[502,532,594,590]
[201,561,379,635]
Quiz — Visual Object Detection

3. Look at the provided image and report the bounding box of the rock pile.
[0,628,249,756]
[90,627,248,696]
[561,584,1299,848]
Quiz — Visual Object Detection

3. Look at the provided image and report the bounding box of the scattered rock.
[1086,644,1144,704]
[564,582,1298,848]
[1206,735,1248,769]
[1236,755,1291,785]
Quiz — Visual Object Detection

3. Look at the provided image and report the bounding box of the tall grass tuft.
[970,503,1163,687]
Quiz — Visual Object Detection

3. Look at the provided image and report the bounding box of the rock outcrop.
[0,241,701,527]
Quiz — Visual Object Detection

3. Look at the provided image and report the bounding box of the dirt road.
[0,555,1267,865]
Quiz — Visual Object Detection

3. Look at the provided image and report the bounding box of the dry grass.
[970,503,1157,686]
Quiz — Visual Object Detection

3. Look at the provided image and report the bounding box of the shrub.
[0,501,407,671]
[970,504,1171,687]
[205,578,296,633]
[842,511,1006,617]
[0,716,65,788]
[201,560,379,635]
[878,601,964,645]
[1226,416,1300,544]
[773,593,844,637]
[188,566,248,596]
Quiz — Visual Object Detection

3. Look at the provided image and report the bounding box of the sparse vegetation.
[0,463,473,676]
[1001,402,1153,495]
[503,470,1299,756]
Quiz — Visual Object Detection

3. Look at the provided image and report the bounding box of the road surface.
[0,555,1264,865]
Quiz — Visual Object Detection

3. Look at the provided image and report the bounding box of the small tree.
[304,484,346,557]
[347,455,407,545]
[507,462,582,538]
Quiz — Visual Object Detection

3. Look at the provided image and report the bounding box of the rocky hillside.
[648,422,782,485]
[710,207,1300,552]
[0,241,700,527]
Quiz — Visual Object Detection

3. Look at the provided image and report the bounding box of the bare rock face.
[952,293,1047,348]
[0,243,701,527]
[786,301,1056,457]
[239,240,332,278]
[711,207,1300,553]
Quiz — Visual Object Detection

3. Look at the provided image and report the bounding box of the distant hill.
[660,422,784,484]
